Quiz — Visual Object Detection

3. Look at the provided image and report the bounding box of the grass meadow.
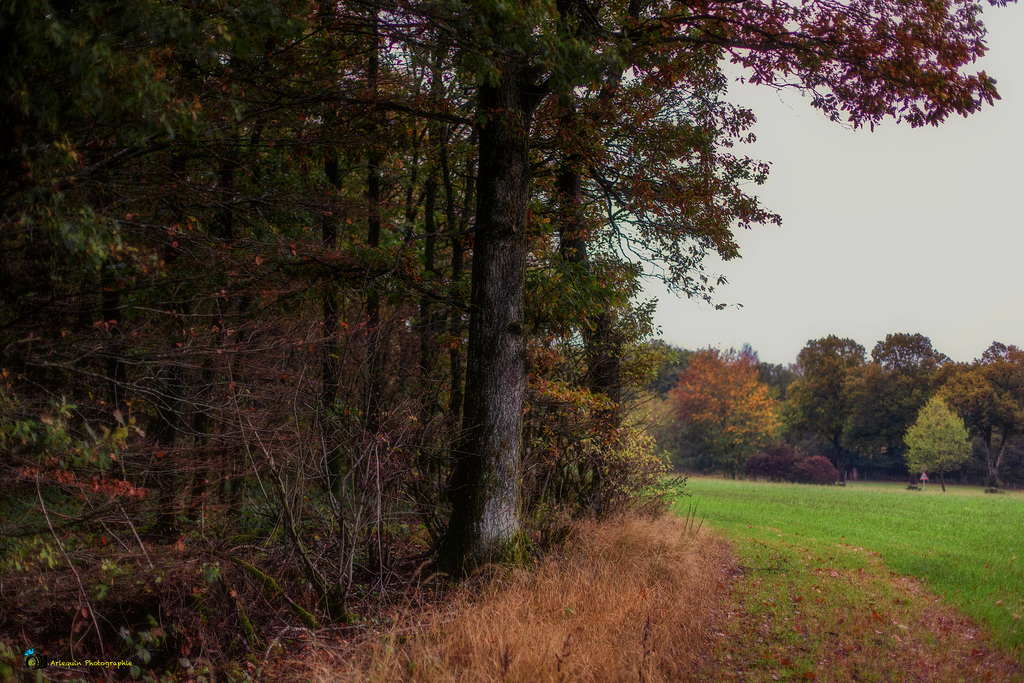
[682,477,1024,675]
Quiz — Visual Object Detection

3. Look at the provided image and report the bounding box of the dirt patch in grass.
[703,537,1024,682]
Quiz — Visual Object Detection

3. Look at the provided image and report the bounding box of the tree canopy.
[940,343,1024,489]
[668,347,779,476]
[844,333,948,465]
[904,396,972,492]
[784,336,865,478]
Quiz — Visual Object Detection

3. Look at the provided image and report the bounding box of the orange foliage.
[17,466,148,500]
[668,348,779,474]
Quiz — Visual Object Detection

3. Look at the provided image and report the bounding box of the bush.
[790,455,839,485]
[744,447,838,485]
[743,445,800,481]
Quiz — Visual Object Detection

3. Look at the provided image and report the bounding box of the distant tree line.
[653,334,1024,489]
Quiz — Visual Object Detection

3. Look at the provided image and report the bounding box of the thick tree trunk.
[188,355,216,524]
[587,312,622,407]
[439,71,535,574]
[188,155,239,521]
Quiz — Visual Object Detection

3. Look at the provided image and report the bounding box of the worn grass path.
[681,478,1024,682]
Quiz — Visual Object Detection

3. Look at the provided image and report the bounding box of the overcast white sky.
[646,6,1024,367]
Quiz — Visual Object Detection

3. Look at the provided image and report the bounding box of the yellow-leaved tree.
[904,396,972,492]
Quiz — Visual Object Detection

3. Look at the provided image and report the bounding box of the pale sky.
[647,7,1024,367]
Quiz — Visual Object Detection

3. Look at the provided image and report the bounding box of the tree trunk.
[362,8,386,435]
[555,141,618,512]
[446,129,475,426]
[151,360,185,538]
[986,442,1000,490]
[439,69,536,574]
[983,431,1006,490]
[100,261,126,411]
[322,155,344,499]
[555,99,622,412]
[418,55,442,421]
[833,435,846,485]
[417,167,440,467]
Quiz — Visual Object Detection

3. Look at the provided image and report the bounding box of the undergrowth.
[270,514,731,682]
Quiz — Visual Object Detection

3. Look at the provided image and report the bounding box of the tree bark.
[323,155,344,499]
[439,69,537,574]
[418,55,443,421]
[832,434,846,485]
[446,129,475,426]
[984,433,1007,490]
[362,7,386,435]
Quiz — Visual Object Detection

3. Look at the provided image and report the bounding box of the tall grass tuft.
[278,515,730,682]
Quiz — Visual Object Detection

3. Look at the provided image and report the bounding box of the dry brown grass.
[273,514,731,682]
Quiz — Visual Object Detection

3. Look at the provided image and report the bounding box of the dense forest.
[0,0,1011,677]
[650,335,1024,489]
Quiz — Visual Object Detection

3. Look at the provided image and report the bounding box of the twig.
[121,504,155,569]
[36,470,106,659]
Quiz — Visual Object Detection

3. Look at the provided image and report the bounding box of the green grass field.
[680,478,1024,656]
